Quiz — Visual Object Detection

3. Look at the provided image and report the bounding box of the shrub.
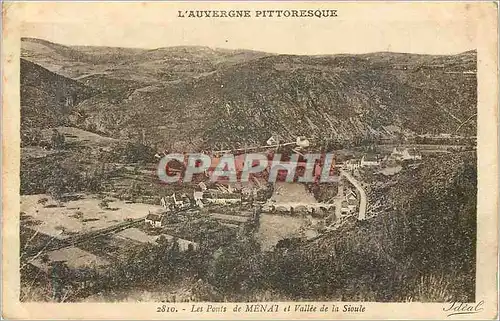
[98,200,109,209]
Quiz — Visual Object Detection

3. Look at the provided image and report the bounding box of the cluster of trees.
[20,155,111,199]
[21,128,66,149]
[23,139,163,203]
[100,141,157,164]
[94,239,204,294]
[21,128,43,147]
[50,129,66,149]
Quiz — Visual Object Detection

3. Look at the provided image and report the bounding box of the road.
[340,170,367,220]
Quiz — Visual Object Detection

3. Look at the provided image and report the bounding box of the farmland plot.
[20,194,163,239]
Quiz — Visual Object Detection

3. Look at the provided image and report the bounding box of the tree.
[98,199,109,210]
[50,129,65,149]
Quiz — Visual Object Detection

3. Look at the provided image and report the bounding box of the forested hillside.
[21,38,476,150]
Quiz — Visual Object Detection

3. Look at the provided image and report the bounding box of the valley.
[19,37,477,303]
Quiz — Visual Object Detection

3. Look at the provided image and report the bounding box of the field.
[114,228,197,251]
[29,246,111,272]
[20,194,163,239]
[269,183,317,204]
[256,183,324,250]
[256,214,311,251]
[209,213,250,223]
[114,227,160,244]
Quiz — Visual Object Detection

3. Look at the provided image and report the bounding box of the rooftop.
[146,213,162,221]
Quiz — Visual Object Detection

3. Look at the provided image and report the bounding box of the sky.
[18,2,479,55]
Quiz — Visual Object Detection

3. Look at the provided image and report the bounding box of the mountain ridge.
[21,38,477,150]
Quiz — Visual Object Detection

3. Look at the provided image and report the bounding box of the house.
[202,190,242,205]
[407,148,422,160]
[160,197,169,209]
[340,200,351,213]
[172,193,186,206]
[345,188,356,200]
[193,191,204,208]
[145,213,164,228]
[390,147,422,161]
[390,147,406,159]
[343,189,358,212]
[160,194,180,209]
[439,133,452,138]
[161,193,192,210]
[295,136,310,148]
[344,159,360,170]
[360,154,380,167]
[347,198,358,212]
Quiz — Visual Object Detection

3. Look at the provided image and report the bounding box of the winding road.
[340,170,367,220]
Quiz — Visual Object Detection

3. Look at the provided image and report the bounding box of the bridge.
[261,174,367,221]
[262,202,335,214]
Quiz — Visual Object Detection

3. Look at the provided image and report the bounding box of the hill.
[20,58,96,130]
[86,51,476,150]
[21,37,271,83]
[21,38,477,151]
[208,152,477,302]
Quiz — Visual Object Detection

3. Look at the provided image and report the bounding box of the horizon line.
[21,36,477,57]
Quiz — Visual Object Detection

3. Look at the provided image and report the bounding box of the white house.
[202,190,242,205]
[295,136,310,148]
[343,189,358,212]
[193,191,204,208]
[204,197,241,205]
[406,148,422,160]
[145,213,164,228]
[360,155,380,167]
[344,159,360,170]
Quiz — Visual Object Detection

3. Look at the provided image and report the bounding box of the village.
[19,129,476,302]
[145,143,430,227]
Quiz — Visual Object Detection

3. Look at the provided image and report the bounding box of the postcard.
[2,1,498,319]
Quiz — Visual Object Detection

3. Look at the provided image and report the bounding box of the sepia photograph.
[2,1,498,319]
